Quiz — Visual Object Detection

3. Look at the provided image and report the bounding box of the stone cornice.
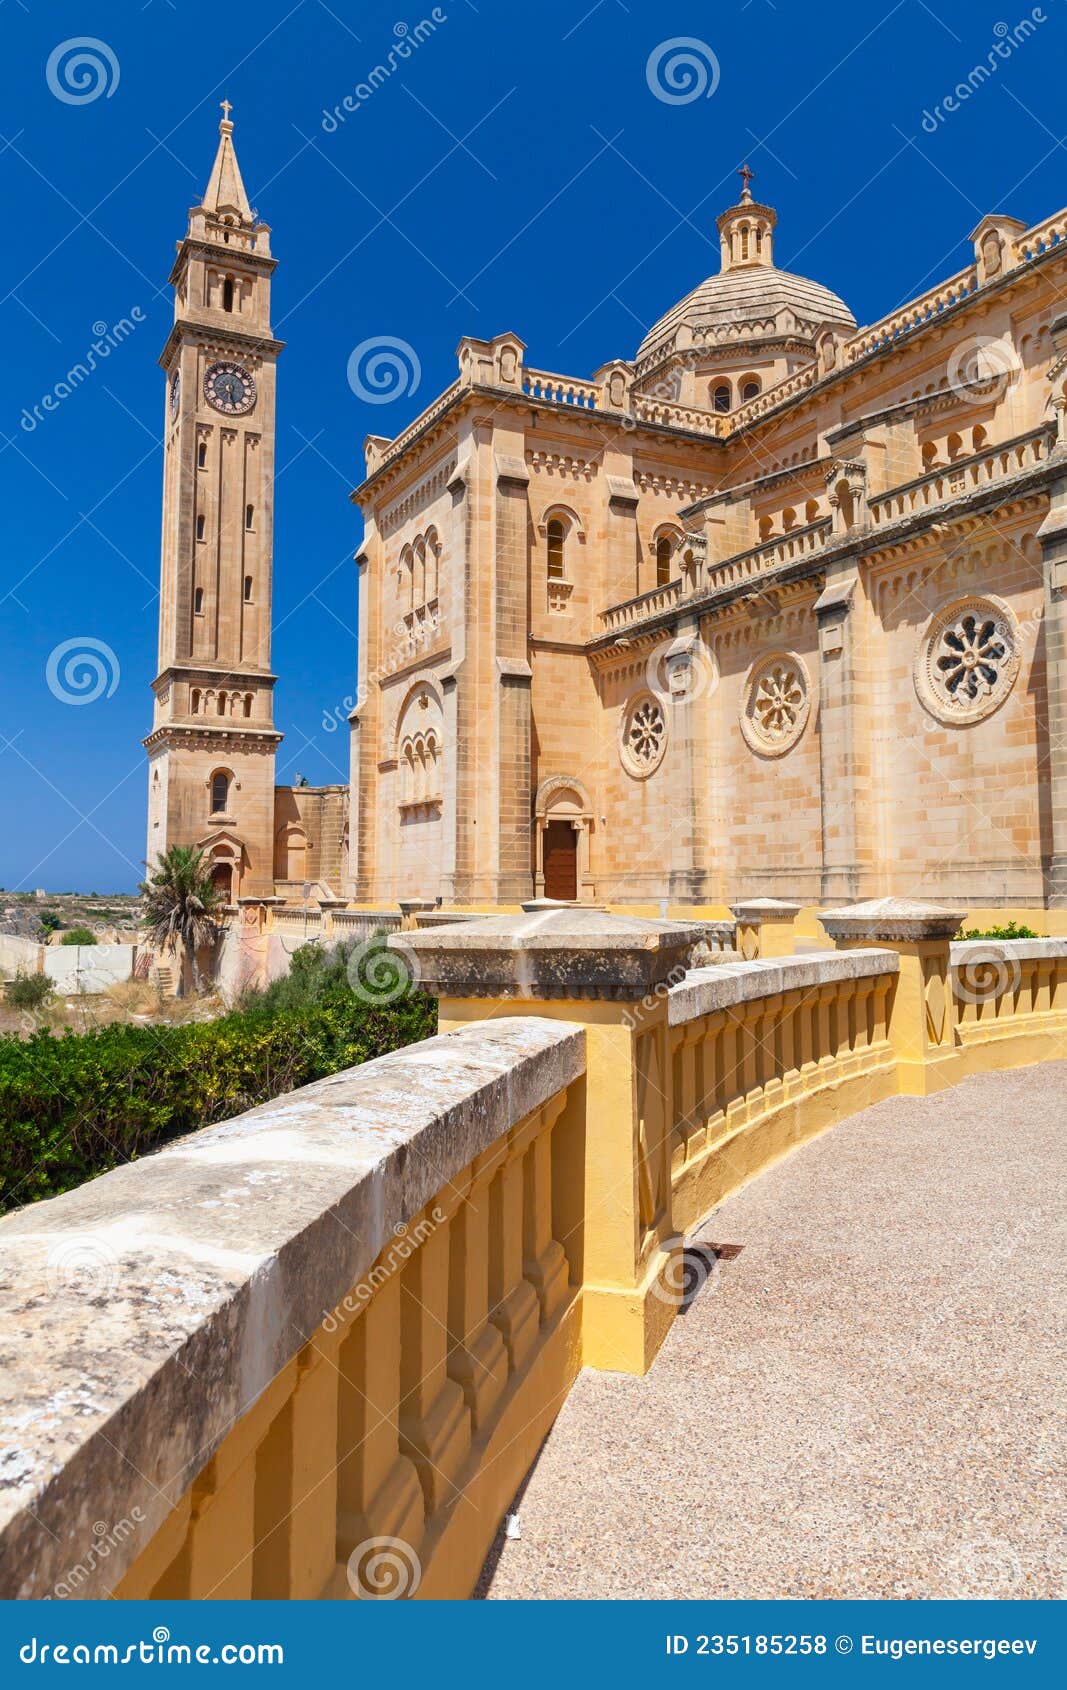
[142,724,283,754]
[158,323,285,370]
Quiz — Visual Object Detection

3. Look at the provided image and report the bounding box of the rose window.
[915,596,1020,725]
[619,692,667,778]
[740,653,811,756]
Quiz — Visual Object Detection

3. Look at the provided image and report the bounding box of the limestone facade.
[349,176,1067,910]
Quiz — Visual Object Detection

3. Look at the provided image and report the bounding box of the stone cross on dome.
[738,162,754,203]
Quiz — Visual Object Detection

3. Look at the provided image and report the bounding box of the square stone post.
[1037,471,1067,905]
[731,897,801,958]
[392,907,704,1375]
[819,898,963,1094]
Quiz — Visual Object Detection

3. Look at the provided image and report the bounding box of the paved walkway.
[480,1066,1065,1600]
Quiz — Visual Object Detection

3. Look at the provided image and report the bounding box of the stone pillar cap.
[393,907,705,1001]
[819,897,964,942]
[731,897,802,919]
[398,898,439,914]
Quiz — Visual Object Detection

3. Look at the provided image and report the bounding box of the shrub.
[960,921,1039,941]
[39,911,63,934]
[4,973,53,1010]
[0,938,436,1212]
[60,928,97,947]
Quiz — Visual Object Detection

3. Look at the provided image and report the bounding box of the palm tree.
[139,846,225,996]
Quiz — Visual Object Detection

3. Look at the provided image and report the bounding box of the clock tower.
[145,105,283,900]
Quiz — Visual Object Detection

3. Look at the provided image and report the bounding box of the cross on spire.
[738,162,754,203]
[220,99,233,125]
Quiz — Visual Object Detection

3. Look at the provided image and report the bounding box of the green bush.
[960,921,1039,941]
[4,973,53,1010]
[0,939,436,1213]
[39,911,63,934]
[60,928,97,947]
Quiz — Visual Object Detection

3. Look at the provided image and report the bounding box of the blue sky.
[0,0,1062,892]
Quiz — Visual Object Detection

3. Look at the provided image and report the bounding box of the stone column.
[813,567,867,902]
[392,907,704,1374]
[731,897,801,958]
[819,898,963,1094]
[490,453,534,903]
[662,620,710,903]
[1037,470,1067,905]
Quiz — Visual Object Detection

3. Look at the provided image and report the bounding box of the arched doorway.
[210,859,234,903]
[543,821,578,900]
[534,775,594,903]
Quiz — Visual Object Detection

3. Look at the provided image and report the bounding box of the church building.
[148,115,1067,918]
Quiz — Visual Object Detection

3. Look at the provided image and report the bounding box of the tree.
[138,846,225,996]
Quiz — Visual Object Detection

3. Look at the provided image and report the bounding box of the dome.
[634,172,855,367]
[636,265,855,364]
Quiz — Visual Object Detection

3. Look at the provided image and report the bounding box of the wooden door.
[543,821,577,901]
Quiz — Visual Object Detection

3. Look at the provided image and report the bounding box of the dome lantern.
[716,164,776,271]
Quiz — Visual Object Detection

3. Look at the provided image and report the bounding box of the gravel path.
[480,1065,1066,1599]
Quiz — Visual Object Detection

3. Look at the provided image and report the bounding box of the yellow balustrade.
[3,904,1067,1604]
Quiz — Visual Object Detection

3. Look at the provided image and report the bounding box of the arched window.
[197,441,207,469]
[190,688,201,714]
[921,440,939,471]
[217,690,227,716]
[740,223,750,261]
[243,693,253,718]
[972,424,988,452]
[805,499,820,524]
[546,518,566,580]
[222,277,234,312]
[835,479,855,529]
[712,383,731,413]
[196,514,205,542]
[782,506,797,532]
[741,378,761,402]
[210,771,230,814]
[244,575,253,602]
[245,504,254,530]
[194,587,204,614]
[947,432,963,461]
[758,515,775,543]
[655,535,673,587]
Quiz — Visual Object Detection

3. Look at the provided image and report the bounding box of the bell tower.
[145,104,283,900]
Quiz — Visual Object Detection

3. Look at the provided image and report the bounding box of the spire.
[201,100,253,222]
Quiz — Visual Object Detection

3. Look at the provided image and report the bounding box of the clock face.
[204,361,256,416]
[169,370,180,417]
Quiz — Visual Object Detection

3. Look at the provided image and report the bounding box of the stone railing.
[729,362,819,430]
[0,1019,584,1602]
[600,577,684,633]
[522,367,600,408]
[868,427,1054,529]
[629,393,725,435]
[846,265,979,363]
[1012,209,1067,263]
[667,951,899,1236]
[270,906,322,935]
[703,517,832,595]
[950,936,1067,1069]
[330,907,403,939]
[5,901,1067,1601]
